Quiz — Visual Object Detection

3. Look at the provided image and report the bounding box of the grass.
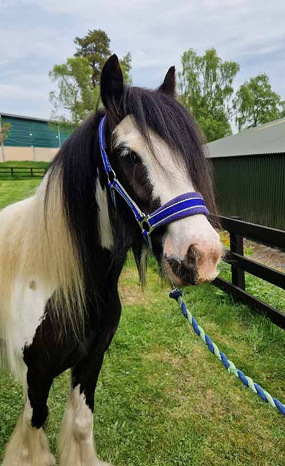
[0,161,50,168]
[218,262,285,314]
[0,179,40,209]
[0,178,285,465]
[0,161,47,209]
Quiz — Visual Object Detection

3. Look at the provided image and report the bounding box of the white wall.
[1,146,58,163]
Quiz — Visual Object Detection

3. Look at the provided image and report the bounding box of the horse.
[0,54,223,466]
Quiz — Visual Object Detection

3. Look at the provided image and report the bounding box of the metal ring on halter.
[107,169,116,185]
[138,216,155,235]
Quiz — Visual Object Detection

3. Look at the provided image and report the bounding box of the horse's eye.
[124,151,140,164]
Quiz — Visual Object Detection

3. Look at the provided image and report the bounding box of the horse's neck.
[0,151,130,302]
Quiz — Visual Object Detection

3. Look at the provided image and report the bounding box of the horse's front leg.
[2,367,55,466]
[58,298,121,466]
[58,354,111,466]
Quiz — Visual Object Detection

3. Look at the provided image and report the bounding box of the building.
[0,112,71,163]
[207,118,285,230]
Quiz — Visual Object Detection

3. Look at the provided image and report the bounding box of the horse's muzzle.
[164,251,198,286]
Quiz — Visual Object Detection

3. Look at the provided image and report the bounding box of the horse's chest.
[11,275,55,356]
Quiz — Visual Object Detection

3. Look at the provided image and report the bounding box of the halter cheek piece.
[98,115,209,251]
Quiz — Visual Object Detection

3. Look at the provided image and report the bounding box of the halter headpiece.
[98,115,209,251]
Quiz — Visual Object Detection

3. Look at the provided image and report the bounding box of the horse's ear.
[100,54,124,110]
[159,66,176,97]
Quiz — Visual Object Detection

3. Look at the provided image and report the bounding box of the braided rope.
[169,288,285,416]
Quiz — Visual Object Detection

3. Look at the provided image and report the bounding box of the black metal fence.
[213,216,285,329]
[0,166,47,177]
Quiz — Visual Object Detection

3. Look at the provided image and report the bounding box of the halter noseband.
[98,115,209,251]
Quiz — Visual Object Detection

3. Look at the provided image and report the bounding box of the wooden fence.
[1,170,284,328]
[0,166,47,177]
[213,216,285,330]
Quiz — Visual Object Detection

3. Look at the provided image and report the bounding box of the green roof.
[207,118,285,158]
[0,112,71,148]
[0,112,51,123]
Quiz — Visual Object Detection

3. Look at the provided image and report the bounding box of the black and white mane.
[45,81,217,326]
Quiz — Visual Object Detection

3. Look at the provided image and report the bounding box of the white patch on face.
[2,399,55,466]
[115,115,195,203]
[95,177,114,250]
[114,116,222,282]
[59,385,110,466]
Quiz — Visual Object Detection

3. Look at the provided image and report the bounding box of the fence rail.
[0,166,47,177]
[212,216,285,329]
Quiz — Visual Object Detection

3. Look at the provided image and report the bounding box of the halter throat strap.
[98,115,209,249]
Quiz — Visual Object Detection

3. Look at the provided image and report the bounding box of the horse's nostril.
[183,245,197,269]
[166,254,198,285]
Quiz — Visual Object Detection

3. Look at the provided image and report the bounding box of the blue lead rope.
[169,288,285,416]
[99,116,284,416]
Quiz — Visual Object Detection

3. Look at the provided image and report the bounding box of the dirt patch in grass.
[144,348,185,367]
[120,283,148,306]
[220,230,285,271]
[245,239,285,272]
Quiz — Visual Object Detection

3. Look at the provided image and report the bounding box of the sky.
[1,0,285,128]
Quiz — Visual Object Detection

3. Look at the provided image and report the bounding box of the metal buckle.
[139,215,154,235]
[107,169,116,185]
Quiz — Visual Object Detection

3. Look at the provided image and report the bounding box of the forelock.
[112,86,217,216]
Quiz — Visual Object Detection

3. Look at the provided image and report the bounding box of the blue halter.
[98,115,209,250]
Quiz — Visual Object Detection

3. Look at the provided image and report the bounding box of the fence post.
[57,124,61,148]
[0,117,6,162]
[230,232,245,290]
[32,146,36,162]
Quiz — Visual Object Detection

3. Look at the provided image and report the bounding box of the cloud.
[0,0,285,119]
[0,83,44,100]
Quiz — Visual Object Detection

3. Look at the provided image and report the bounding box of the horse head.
[99,54,223,286]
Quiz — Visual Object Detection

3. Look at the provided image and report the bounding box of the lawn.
[0,179,40,209]
[0,161,50,168]
[0,178,285,466]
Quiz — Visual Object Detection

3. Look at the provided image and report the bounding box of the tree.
[74,29,111,88]
[234,74,285,130]
[74,29,132,87]
[50,29,132,126]
[120,51,132,85]
[178,48,240,142]
[49,57,99,128]
[280,101,285,117]
[0,119,11,144]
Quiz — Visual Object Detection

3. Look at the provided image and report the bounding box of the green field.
[0,177,285,466]
[0,161,49,209]
[0,161,50,168]
[0,179,40,209]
